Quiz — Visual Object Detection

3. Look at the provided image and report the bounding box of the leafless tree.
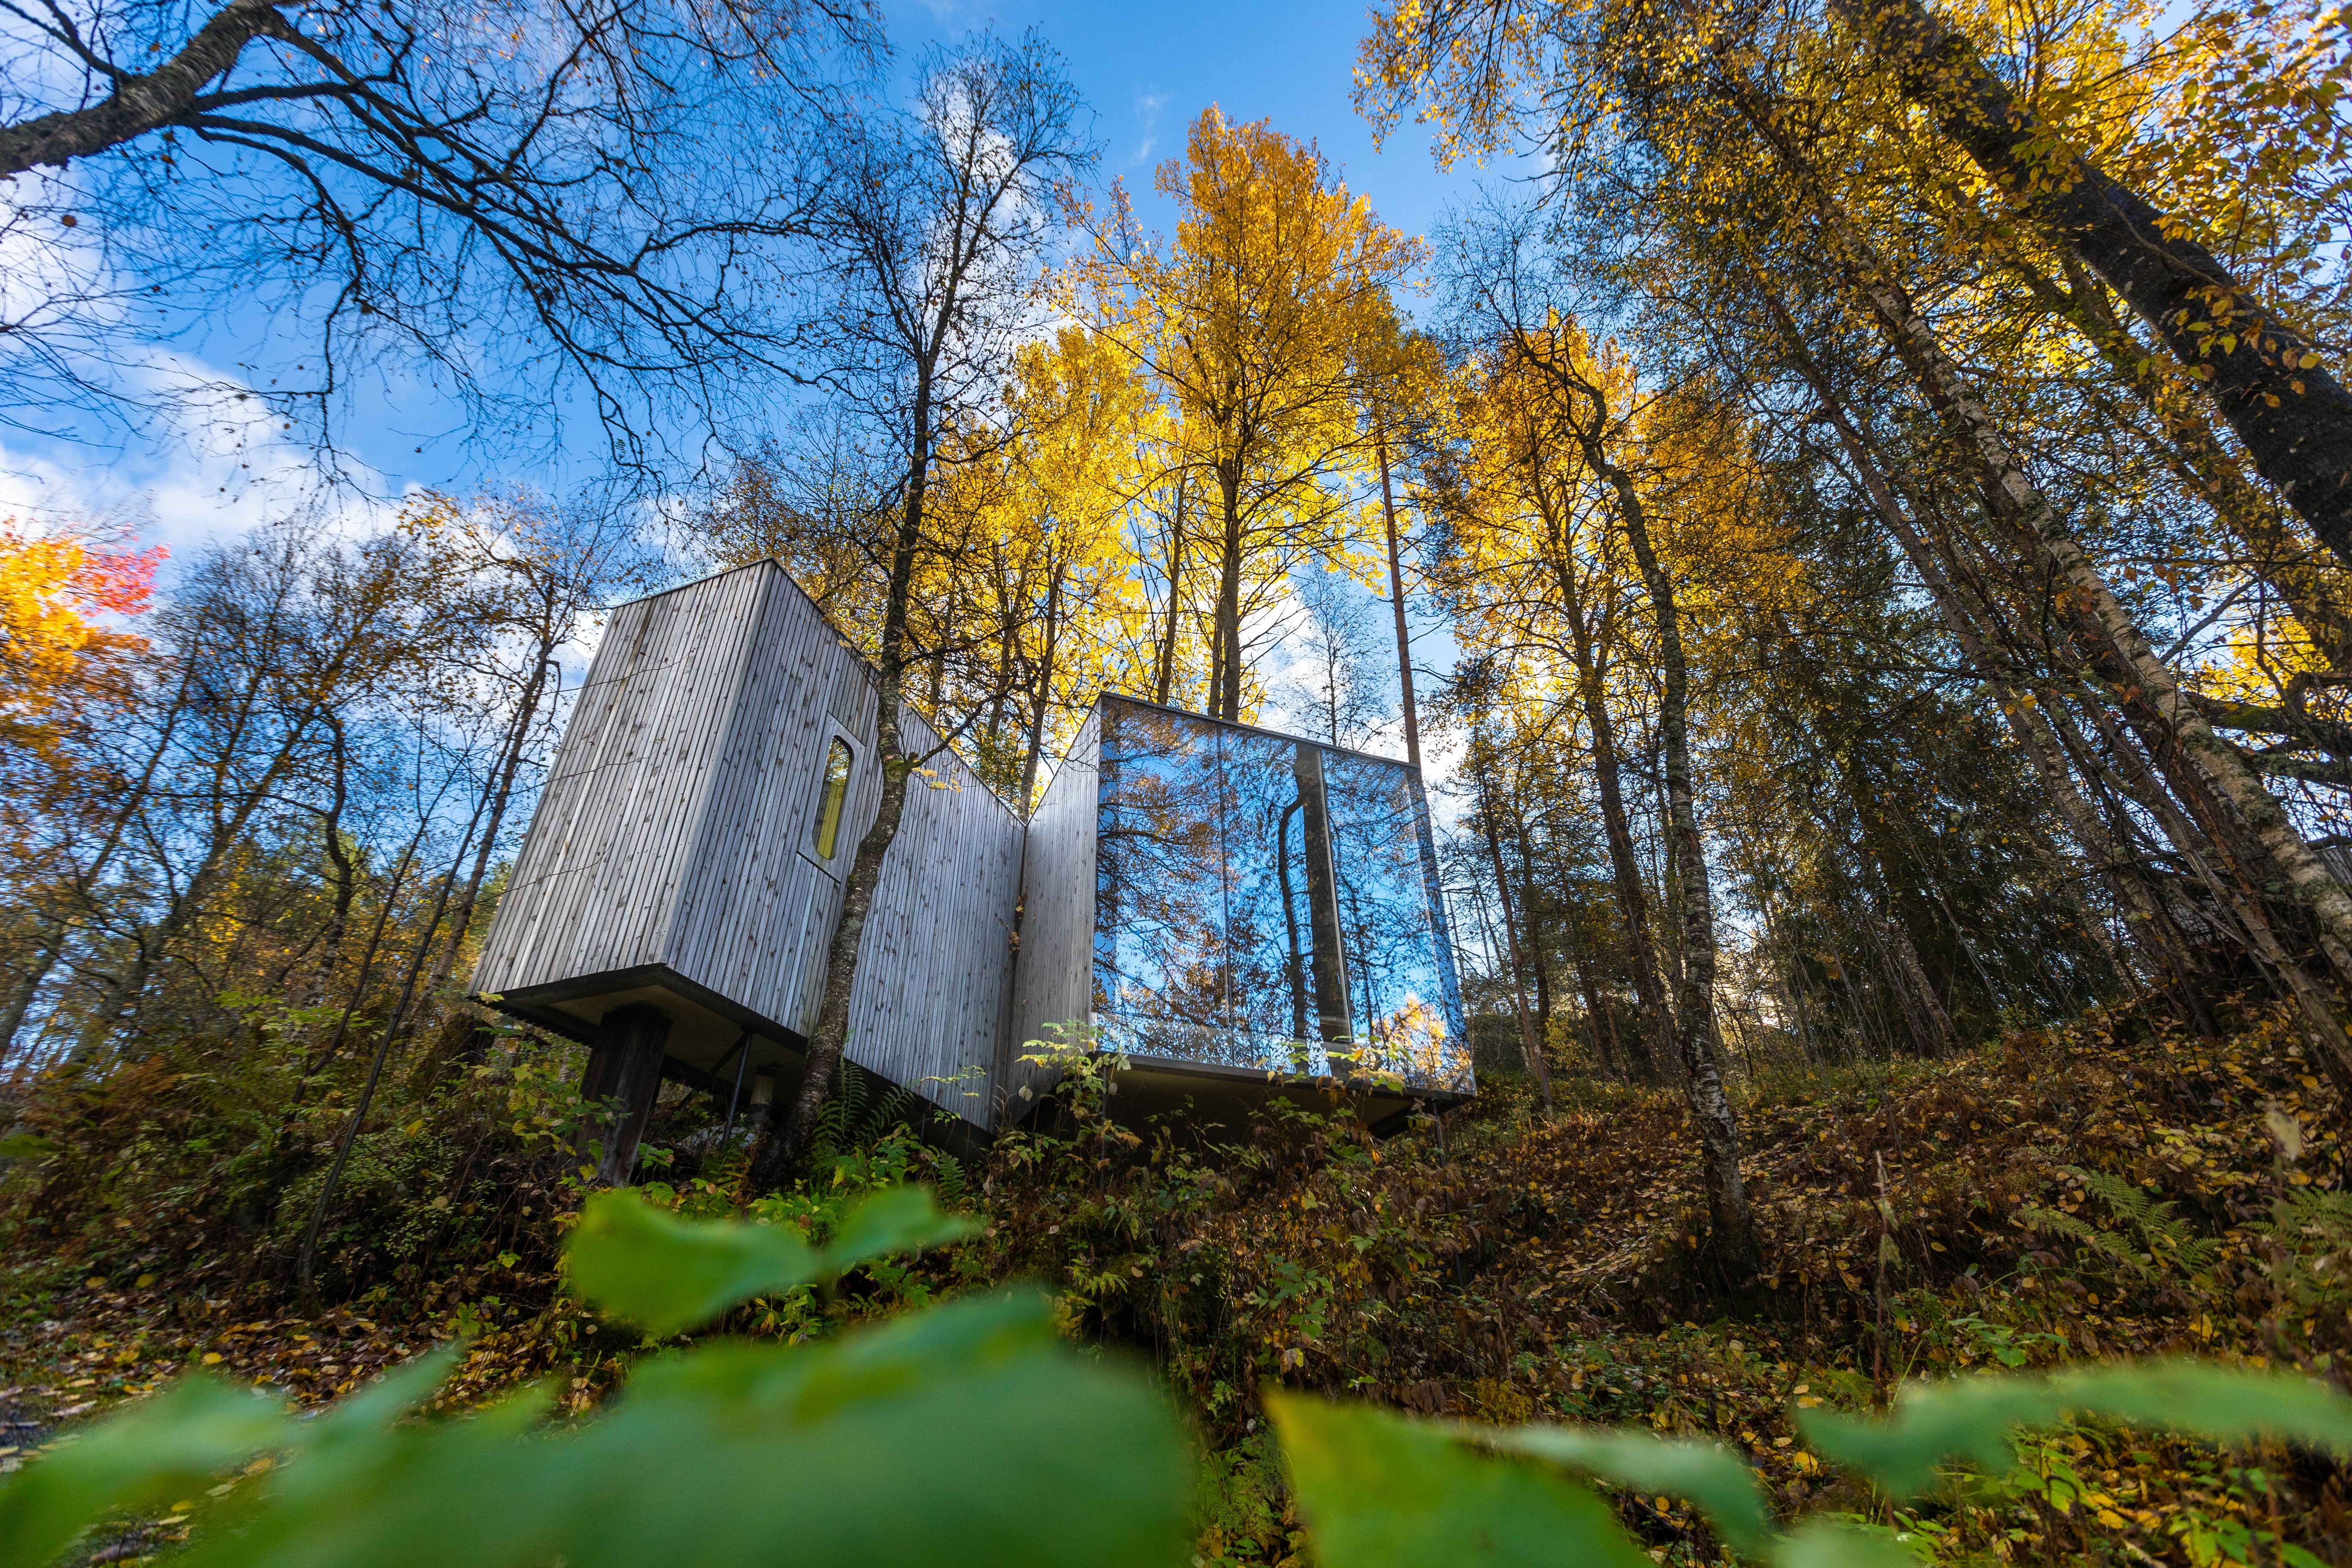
[741,28,1093,1188]
[0,0,882,472]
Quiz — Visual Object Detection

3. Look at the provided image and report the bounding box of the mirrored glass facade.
[1093,696,1470,1095]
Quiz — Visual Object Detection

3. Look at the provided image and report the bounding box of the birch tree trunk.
[1573,423,1757,1276]
[1746,102,2352,1013]
[753,382,931,1191]
[1827,0,2352,564]
[1477,783,1553,1109]
[1538,496,1678,1084]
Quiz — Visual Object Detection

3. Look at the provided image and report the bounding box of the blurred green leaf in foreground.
[5,1183,2347,1568]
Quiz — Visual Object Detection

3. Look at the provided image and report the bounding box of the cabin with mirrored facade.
[1010,695,1471,1130]
[471,564,1472,1170]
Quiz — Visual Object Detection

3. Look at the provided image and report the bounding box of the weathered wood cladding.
[472,561,1024,1127]
[1001,707,1100,1119]
[475,569,768,1000]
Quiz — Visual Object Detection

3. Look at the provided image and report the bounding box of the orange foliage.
[0,520,163,827]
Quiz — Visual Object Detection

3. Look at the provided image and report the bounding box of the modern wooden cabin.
[471,563,1471,1173]
[469,562,1022,1172]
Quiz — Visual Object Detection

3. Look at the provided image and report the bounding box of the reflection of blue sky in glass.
[1092,696,1471,1095]
[1324,753,1467,1087]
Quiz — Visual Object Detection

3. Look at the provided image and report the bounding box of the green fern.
[2254,1185,2352,1319]
[862,1082,914,1146]
[2019,1165,2220,1286]
[926,1148,970,1208]
[805,1057,867,1172]
[805,1058,923,1175]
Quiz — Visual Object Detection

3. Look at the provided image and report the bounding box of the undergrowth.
[0,997,2345,1565]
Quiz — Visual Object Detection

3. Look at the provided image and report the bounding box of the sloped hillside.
[1,1004,2343,1565]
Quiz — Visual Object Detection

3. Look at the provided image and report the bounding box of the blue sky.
[1,0,1485,553]
[885,0,1467,244]
[870,0,1487,767]
[0,0,1485,780]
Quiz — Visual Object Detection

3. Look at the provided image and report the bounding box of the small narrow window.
[812,737,853,860]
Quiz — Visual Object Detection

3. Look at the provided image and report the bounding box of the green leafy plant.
[6,1188,2349,1568]
[564,1186,972,1336]
[1799,1363,2352,1498]
[2016,1165,2222,1287]
[2256,1183,2352,1323]
[0,1185,1173,1568]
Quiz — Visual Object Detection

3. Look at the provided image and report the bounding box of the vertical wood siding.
[842,704,1025,1129]
[1002,705,1100,1117]
[666,566,847,1037]
[475,561,1026,1131]
[474,568,766,995]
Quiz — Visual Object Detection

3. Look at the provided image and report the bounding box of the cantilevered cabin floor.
[481,963,1460,1152]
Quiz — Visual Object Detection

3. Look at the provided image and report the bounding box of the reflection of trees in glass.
[1222,733,1353,1074]
[1091,696,1470,1092]
[1095,705,1226,1040]
[1222,729,1306,1066]
[1324,753,1471,1091]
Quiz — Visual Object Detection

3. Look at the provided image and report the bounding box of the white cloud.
[0,347,409,572]
[1132,91,1170,166]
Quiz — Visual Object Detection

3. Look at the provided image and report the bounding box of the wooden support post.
[582,1003,670,1185]
[718,1031,753,1143]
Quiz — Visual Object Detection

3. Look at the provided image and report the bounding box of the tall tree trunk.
[1753,277,2182,993]
[1753,112,2352,1026]
[294,789,489,1297]
[1563,911,1626,1081]
[1511,814,1556,1027]
[1019,567,1064,810]
[1378,435,1424,771]
[305,720,359,1009]
[1823,0,2352,563]
[1552,393,1755,1277]
[1214,465,1245,720]
[1478,784,1553,1109]
[425,646,554,1001]
[1504,324,1753,1268]
[2001,250,2352,668]
[1829,778,1961,1057]
[1295,745,1353,1044]
[2070,688,2352,1090]
[1155,477,1188,706]
[1869,896,1957,1057]
[1279,798,1309,1045]
[1542,523,1679,1084]
[0,660,198,1063]
[753,369,937,1190]
[985,547,1014,759]
[0,922,69,1079]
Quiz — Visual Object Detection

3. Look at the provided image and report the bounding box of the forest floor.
[0,1001,2345,1566]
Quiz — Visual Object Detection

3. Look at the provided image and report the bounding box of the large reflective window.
[1093,695,1470,1094]
[1323,753,1470,1093]
[1221,728,1351,1075]
[1093,704,1227,1060]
